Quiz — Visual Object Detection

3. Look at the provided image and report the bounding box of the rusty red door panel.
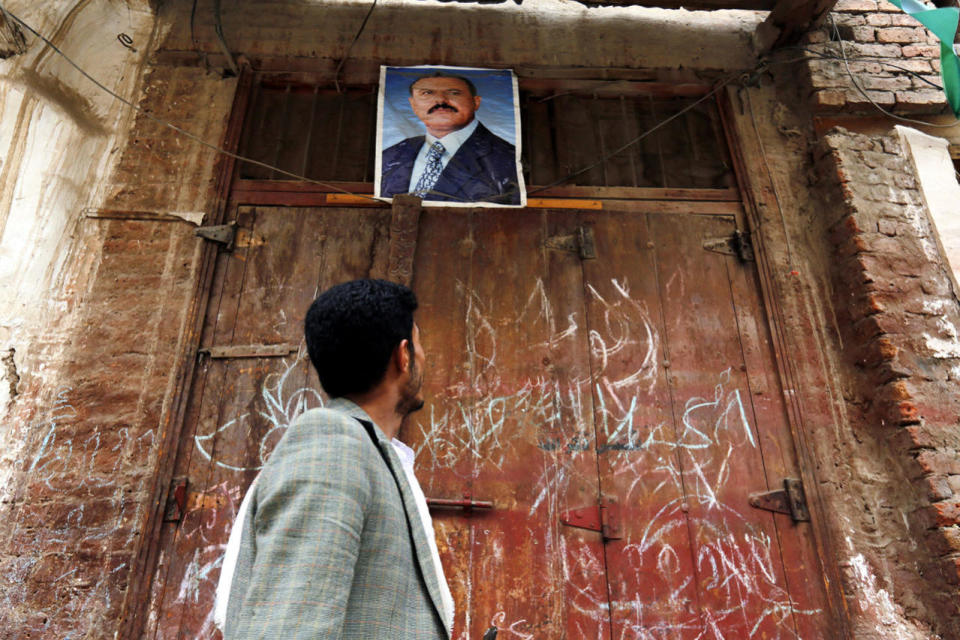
[581,211,831,639]
[145,204,831,640]
[144,206,390,639]
[408,208,612,640]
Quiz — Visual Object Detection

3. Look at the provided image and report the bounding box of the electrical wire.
[4,3,955,203]
[334,0,379,93]
[526,73,743,195]
[2,6,382,202]
[828,15,960,128]
[789,44,944,90]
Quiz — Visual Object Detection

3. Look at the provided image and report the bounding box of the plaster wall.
[0,1,156,412]
[1,0,959,638]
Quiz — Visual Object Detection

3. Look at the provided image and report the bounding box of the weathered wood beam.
[0,9,26,58]
[756,0,839,51]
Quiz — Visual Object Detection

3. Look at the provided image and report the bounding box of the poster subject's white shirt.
[407,118,479,193]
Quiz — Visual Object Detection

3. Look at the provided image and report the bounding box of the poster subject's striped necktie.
[413,141,445,198]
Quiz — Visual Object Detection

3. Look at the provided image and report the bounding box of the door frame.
[123,70,850,638]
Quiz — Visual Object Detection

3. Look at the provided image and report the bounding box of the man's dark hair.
[305,279,418,398]
[408,71,478,98]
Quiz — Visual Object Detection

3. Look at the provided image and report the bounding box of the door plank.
[650,213,799,638]
[147,207,390,639]
[580,209,703,639]
[724,246,832,638]
[407,208,611,639]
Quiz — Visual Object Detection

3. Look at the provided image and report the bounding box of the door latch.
[561,497,622,540]
[426,493,494,513]
[196,223,237,251]
[544,226,597,260]
[748,477,810,522]
[703,229,754,262]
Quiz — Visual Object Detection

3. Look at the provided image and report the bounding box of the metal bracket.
[561,497,622,540]
[198,343,297,359]
[195,223,237,251]
[703,229,754,262]
[748,478,810,522]
[544,226,597,260]
[426,493,494,513]
[163,477,189,523]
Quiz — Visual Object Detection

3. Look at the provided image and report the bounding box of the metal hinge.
[748,477,810,522]
[195,223,237,251]
[544,226,597,260]
[560,497,622,540]
[198,343,297,359]
[703,229,754,262]
[163,477,189,523]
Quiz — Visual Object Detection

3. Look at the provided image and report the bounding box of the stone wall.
[803,0,950,114]
[815,126,960,637]
[0,49,236,640]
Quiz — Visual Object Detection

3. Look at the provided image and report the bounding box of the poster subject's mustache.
[428,103,458,114]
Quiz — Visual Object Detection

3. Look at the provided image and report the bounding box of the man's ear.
[474,96,482,111]
[394,338,411,373]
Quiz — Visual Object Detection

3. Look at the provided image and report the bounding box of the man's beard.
[395,360,425,417]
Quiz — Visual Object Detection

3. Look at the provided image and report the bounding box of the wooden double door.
[144,204,831,639]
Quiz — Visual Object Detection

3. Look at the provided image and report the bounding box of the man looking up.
[222,279,454,639]
[380,71,521,204]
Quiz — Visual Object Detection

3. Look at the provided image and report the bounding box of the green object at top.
[886,0,960,117]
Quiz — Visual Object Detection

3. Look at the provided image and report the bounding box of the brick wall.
[803,0,949,114]
[0,64,234,639]
[815,127,960,636]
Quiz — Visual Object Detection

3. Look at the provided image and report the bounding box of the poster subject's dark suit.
[380,122,521,205]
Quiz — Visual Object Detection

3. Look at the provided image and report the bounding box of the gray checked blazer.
[223,398,452,639]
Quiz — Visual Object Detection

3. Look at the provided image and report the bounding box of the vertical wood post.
[387,194,422,287]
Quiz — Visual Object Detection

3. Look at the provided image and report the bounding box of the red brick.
[849,26,877,42]
[922,474,955,501]
[877,219,898,236]
[877,27,928,44]
[859,75,913,92]
[866,13,892,27]
[844,88,897,109]
[925,526,960,554]
[813,89,847,108]
[836,0,879,10]
[902,44,941,58]
[848,42,903,58]
[932,498,960,527]
[917,450,960,476]
[890,14,923,27]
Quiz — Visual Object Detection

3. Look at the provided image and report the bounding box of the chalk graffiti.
[410,279,821,639]
[190,275,821,638]
[194,352,323,472]
[2,386,153,635]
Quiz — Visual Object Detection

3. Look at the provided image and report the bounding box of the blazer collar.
[324,397,453,636]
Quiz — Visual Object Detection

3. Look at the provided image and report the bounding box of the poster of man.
[375,65,526,207]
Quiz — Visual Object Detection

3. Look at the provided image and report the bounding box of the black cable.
[827,16,959,128]
[526,75,739,195]
[786,44,944,90]
[2,7,382,202]
[334,0,379,94]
